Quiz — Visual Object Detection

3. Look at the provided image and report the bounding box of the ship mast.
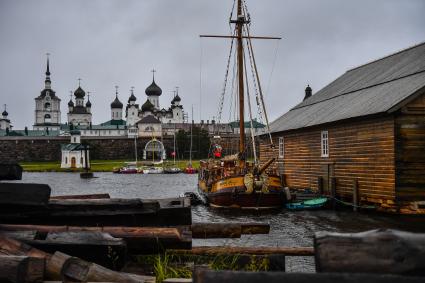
[200,0,281,169]
[235,0,246,168]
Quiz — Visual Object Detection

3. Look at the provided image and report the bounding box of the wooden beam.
[50,193,110,200]
[192,268,425,283]
[200,35,281,40]
[170,246,314,256]
[0,224,192,254]
[314,229,425,275]
[0,183,51,206]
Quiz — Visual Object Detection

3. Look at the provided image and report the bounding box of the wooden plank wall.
[395,93,425,201]
[260,116,396,201]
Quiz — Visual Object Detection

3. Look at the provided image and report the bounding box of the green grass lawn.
[20,159,201,172]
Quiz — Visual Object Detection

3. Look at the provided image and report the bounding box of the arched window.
[44,114,51,123]
[44,102,51,110]
[145,126,154,131]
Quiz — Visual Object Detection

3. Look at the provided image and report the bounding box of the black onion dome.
[141,99,155,112]
[74,87,86,99]
[174,94,181,102]
[68,99,74,107]
[86,99,92,107]
[145,80,162,96]
[128,93,137,103]
[2,110,8,116]
[111,96,123,109]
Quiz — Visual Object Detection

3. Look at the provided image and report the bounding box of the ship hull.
[198,176,285,209]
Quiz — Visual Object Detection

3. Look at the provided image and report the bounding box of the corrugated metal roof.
[270,42,425,133]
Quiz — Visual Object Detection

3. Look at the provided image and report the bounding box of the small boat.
[184,165,197,174]
[143,167,164,174]
[118,162,139,174]
[286,197,328,210]
[164,167,182,174]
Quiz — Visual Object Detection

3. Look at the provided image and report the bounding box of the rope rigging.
[243,44,258,165]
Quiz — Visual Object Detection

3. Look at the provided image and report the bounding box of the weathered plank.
[170,246,314,256]
[191,223,269,238]
[0,255,45,283]
[50,193,110,200]
[193,268,425,283]
[0,224,192,253]
[314,229,425,275]
[0,163,22,180]
[0,197,191,227]
[0,183,51,206]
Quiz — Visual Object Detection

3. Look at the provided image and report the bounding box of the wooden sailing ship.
[198,0,285,208]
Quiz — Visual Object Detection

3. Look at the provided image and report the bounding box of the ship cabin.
[260,42,425,214]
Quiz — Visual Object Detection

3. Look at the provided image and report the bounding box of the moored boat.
[286,197,328,210]
[197,0,285,209]
[143,167,164,174]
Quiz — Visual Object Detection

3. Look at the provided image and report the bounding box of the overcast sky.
[1,0,424,129]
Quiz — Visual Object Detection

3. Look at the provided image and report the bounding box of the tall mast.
[236,0,245,168]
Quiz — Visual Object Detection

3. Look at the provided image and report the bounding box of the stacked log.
[0,235,155,282]
[0,255,44,283]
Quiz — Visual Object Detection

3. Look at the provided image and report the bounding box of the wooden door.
[71,157,76,168]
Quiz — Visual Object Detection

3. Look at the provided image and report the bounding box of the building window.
[44,102,51,110]
[44,114,51,123]
[278,137,284,158]
[321,130,329,157]
[65,157,68,164]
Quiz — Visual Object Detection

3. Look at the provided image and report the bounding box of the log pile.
[0,235,155,282]
[0,182,276,281]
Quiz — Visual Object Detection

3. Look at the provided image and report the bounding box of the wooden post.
[352,178,359,212]
[330,177,336,209]
[0,255,45,283]
[317,176,324,195]
[314,229,425,275]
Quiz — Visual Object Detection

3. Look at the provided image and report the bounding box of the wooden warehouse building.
[260,42,425,214]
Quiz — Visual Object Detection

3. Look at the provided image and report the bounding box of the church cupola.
[2,108,8,119]
[128,87,137,105]
[0,104,11,131]
[86,92,92,113]
[74,79,86,107]
[145,69,162,109]
[68,91,74,112]
[111,86,123,120]
[141,99,155,116]
[304,85,312,101]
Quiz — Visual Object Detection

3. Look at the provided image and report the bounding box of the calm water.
[12,172,425,272]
